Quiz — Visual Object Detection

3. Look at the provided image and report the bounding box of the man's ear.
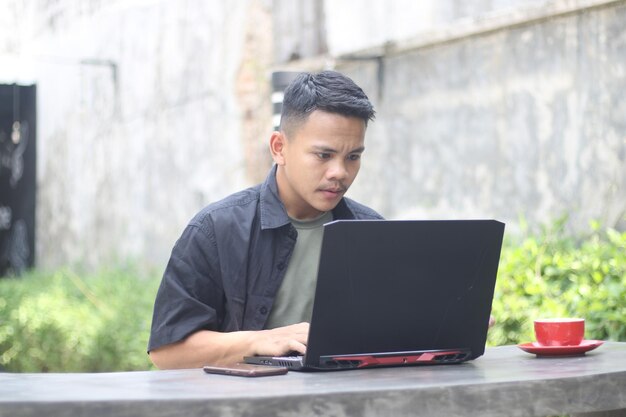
[269,131,287,165]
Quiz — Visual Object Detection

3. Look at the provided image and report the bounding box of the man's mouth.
[319,186,346,197]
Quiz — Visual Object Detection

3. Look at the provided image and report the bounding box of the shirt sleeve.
[147,222,224,352]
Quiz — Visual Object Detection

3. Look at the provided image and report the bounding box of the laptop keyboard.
[282,351,304,358]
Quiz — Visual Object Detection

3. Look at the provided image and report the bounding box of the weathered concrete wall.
[273,0,551,61]
[272,0,327,64]
[1,0,275,269]
[343,1,626,233]
[324,0,550,56]
[1,0,624,271]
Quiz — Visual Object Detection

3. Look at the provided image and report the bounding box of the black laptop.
[245,219,505,371]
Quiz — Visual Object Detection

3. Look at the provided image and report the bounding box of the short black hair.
[279,70,375,136]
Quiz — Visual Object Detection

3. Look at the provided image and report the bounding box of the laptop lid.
[302,219,505,369]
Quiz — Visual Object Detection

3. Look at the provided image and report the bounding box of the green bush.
[0,265,161,372]
[488,219,626,346]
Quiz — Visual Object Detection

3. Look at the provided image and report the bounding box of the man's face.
[272,110,366,220]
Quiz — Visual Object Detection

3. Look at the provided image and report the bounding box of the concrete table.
[1,343,626,417]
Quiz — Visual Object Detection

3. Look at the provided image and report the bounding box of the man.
[148,70,382,369]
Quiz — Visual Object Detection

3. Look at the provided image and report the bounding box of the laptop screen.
[304,219,505,368]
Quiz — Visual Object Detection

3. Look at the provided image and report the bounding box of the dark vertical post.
[270,71,301,132]
[0,84,37,276]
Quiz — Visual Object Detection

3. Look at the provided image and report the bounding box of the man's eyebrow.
[350,146,365,154]
[311,145,338,153]
[310,145,365,153]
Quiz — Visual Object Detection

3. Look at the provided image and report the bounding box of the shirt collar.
[259,165,292,230]
[259,165,356,230]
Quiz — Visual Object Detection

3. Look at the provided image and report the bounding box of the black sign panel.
[0,84,36,276]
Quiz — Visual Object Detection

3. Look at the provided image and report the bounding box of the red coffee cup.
[534,318,585,346]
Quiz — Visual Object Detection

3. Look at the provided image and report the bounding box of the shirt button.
[277,263,285,271]
[260,306,268,315]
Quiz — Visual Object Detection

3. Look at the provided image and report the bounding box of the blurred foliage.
[0,264,160,372]
[0,218,624,372]
[488,218,626,346]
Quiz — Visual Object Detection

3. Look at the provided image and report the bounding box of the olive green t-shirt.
[264,211,333,329]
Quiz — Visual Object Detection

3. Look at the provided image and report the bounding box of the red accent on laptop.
[332,350,467,368]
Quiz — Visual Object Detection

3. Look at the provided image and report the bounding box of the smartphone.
[202,363,288,377]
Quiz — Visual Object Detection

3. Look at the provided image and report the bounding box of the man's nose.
[326,160,349,181]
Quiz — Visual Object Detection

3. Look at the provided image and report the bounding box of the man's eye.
[317,153,331,159]
[348,154,361,161]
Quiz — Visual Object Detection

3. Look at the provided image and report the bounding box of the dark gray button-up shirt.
[148,166,383,352]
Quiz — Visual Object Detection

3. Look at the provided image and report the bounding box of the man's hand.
[149,322,310,370]
[251,322,310,356]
